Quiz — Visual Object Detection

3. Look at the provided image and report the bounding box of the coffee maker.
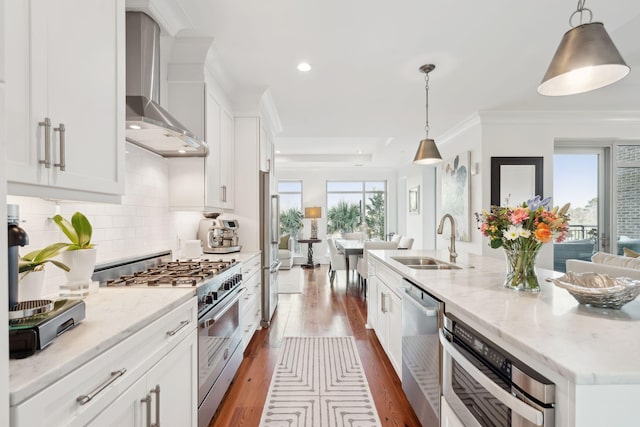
[198,213,241,254]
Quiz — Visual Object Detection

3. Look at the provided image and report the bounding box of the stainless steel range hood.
[125,12,208,157]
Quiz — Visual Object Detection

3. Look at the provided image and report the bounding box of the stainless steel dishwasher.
[401,278,443,427]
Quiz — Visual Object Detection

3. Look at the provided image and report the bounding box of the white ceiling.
[173,0,640,169]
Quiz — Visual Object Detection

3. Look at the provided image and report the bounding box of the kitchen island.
[370,249,640,427]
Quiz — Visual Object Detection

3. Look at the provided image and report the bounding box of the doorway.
[553,143,640,271]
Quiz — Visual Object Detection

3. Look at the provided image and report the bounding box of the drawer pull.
[150,385,161,427]
[166,320,189,337]
[77,368,126,405]
[141,394,152,427]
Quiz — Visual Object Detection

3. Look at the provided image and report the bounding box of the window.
[326,181,386,239]
[277,180,303,253]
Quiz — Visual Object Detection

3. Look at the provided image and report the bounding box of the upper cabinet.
[167,80,235,211]
[5,0,125,202]
[166,36,235,212]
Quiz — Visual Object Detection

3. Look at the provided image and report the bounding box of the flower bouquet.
[476,196,570,292]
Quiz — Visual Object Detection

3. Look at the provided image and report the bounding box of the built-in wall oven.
[401,278,443,427]
[440,313,555,427]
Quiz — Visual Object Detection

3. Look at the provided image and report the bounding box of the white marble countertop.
[9,287,195,405]
[370,249,640,386]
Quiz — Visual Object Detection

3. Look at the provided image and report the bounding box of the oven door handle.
[439,330,544,426]
[201,287,247,328]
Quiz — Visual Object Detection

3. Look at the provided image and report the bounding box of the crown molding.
[477,110,640,125]
[126,0,192,36]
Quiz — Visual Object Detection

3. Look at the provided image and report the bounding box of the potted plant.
[18,243,70,300]
[53,212,97,286]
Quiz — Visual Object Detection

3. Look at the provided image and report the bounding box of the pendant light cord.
[424,71,430,139]
[570,0,592,27]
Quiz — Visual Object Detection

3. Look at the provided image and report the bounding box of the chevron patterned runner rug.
[259,336,382,427]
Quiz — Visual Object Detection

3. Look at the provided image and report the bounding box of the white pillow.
[591,252,640,269]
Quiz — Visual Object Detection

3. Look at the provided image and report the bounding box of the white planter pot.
[18,270,46,301]
[61,248,97,285]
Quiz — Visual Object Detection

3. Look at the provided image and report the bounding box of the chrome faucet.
[437,213,458,263]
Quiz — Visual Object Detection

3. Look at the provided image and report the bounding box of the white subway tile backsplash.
[7,143,196,296]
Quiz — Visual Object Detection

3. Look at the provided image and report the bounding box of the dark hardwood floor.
[208,265,422,427]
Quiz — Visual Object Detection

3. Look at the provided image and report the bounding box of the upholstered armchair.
[278,234,294,270]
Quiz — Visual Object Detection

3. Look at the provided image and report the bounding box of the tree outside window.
[326,181,386,239]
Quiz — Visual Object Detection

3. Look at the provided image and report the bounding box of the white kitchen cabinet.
[366,259,378,330]
[5,0,125,202]
[240,253,262,350]
[90,329,197,427]
[167,82,234,211]
[10,298,197,427]
[374,261,403,377]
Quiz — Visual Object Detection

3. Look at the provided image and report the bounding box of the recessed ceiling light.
[276,150,281,154]
[129,124,142,130]
[297,62,312,72]
[178,149,187,154]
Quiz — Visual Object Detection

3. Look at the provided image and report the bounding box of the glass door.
[554,142,640,271]
[553,147,608,271]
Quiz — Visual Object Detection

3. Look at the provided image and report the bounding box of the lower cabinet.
[440,396,464,427]
[90,329,197,426]
[10,298,197,427]
[240,253,262,350]
[373,260,403,378]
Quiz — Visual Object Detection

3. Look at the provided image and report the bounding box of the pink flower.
[510,207,530,225]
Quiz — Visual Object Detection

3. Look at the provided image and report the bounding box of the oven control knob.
[202,294,214,304]
[224,280,232,290]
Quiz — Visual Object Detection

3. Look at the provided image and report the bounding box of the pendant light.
[413,64,442,165]
[538,0,630,96]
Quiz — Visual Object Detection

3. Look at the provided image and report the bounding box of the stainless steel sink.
[391,256,462,270]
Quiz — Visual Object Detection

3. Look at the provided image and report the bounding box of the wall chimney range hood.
[125,12,208,157]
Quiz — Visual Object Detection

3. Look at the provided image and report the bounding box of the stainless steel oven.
[197,285,246,427]
[440,313,555,427]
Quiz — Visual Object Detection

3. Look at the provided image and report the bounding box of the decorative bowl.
[552,272,640,309]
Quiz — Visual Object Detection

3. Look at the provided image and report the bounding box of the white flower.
[519,229,531,238]
[503,225,521,241]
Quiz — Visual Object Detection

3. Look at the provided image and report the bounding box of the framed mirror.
[490,157,543,206]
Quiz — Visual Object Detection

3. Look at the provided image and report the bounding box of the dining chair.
[327,238,348,285]
[390,234,402,243]
[398,236,415,250]
[343,232,364,240]
[356,241,399,289]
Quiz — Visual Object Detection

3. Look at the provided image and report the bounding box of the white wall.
[276,167,397,262]
[398,164,437,250]
[6,144,191,297]
[435,111,640,269]
[1,0,9,422]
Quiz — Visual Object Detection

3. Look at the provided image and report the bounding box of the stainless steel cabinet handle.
[53,123,66,171]
[141,395,152,427]
[38,117,52,168]
[150,385,160,427]
[166,320,189,337]
[221,185,227,202]
[380,292,386,313]
[76,368,127,405]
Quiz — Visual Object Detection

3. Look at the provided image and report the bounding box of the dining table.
[334,239,364,283]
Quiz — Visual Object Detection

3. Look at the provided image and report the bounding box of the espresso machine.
[198,213,241,254]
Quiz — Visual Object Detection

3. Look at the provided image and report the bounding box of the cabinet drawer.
[11,298,196,427]
[376,261,403,297]
[242,254,261,278]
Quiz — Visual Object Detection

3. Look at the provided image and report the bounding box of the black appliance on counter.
[92,250,244,427]
[7,204,86,359]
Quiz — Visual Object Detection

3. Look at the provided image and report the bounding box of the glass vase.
[503,246,541,292]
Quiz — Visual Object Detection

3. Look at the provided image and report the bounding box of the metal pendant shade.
[413,64,442,165]
[539,15,629,96]
[414,138,442,165]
